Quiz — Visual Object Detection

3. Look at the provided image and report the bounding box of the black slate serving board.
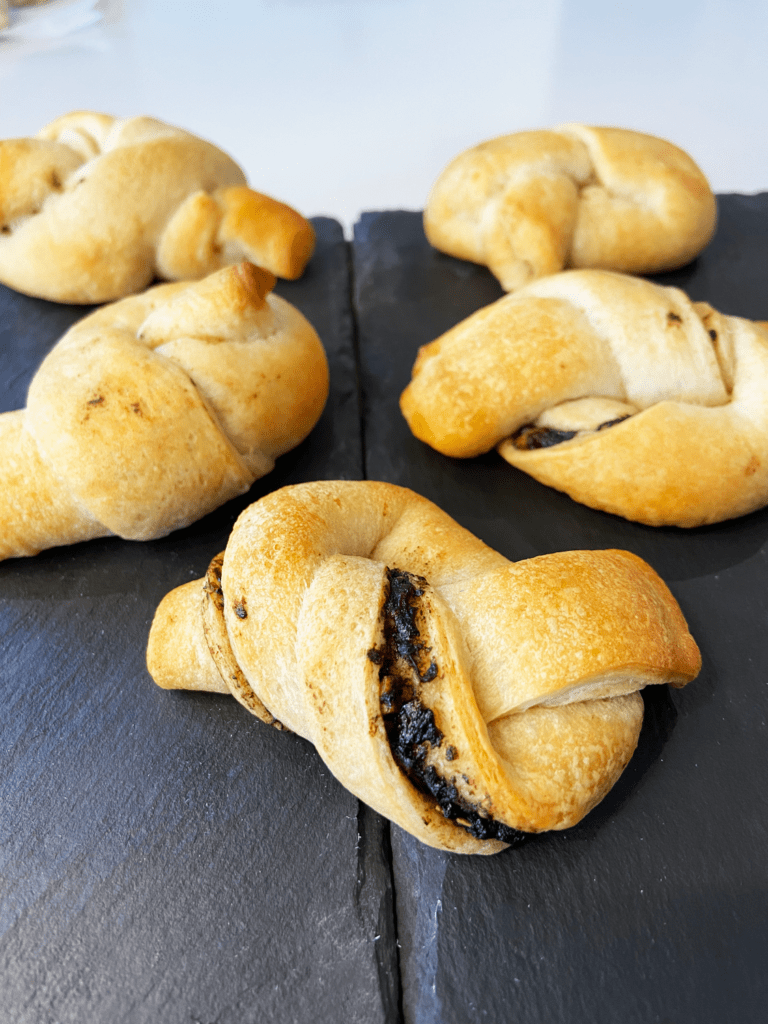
[352,197,768,1024]
[0,220,399,1024]
[1,199,767,1024]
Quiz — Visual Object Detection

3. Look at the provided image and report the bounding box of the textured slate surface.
[352,198,768,1024]
[4,199,768,1024]
[0,219,400,1024]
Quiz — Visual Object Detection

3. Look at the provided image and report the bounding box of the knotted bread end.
[137,260,276,344]
[36,110,116,158]
[234,260,277,304]
[0,138,83,225]
[147,579,229,694]
[215,185,315,279]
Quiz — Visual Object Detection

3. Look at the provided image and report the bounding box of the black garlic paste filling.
[367,567,525,845]
[512,414,631,451]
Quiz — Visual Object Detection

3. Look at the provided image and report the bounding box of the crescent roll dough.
[147,481,700,855]
[0,262,328,559]
[424,125,716,291]
[401,269,768,527]
[0,111,315,302]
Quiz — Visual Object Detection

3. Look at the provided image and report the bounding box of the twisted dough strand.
[147,481,700,855]
[401,269,768,527]
[424,125,716,291]
[0,262,328,560]
[0,112,315,302]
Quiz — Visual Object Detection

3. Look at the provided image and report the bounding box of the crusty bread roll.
[401,269,768,528]
[0,262,328,560]
[424,125,716,291]
[0,111,315,302]
[147,480,700,855]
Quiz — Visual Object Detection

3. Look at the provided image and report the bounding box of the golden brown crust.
[0,112,315,302]
[146,480,700,854]
[201,553,286,729]
[214,186,316,280]
[0,263,329,560]
[147,581,230,695]
[401,269,768,527]
[424,125,716,291]
[0,410,106,561]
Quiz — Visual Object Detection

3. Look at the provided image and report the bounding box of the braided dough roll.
[147,481,700,855]
[0,111,315,302]
[424,125,716,291]
[0,262,328,560]
[401,269,768,527]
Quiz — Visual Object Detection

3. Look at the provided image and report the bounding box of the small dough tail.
[147,578,229,694]
[157,186,315,282]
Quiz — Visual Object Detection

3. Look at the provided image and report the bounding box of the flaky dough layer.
[0,112,315,302]
[424,125,716,291]
[147,481,700,854]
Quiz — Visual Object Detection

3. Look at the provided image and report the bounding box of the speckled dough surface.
[0,261,329,559]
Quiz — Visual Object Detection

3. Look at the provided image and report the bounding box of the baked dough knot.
[0,262,329,559]
[0,111,316,302]
[424,124,716,291]
[401,269,768,527]
[147,480,700,854]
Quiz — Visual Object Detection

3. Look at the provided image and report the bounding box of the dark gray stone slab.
[0,220,399,1024]
[352,199,768,1024]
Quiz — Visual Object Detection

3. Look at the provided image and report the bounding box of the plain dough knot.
[0,263,329,559]
[0,111,315,303]
[424,125,717,291]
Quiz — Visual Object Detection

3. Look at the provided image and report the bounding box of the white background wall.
[1,0,766,234]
